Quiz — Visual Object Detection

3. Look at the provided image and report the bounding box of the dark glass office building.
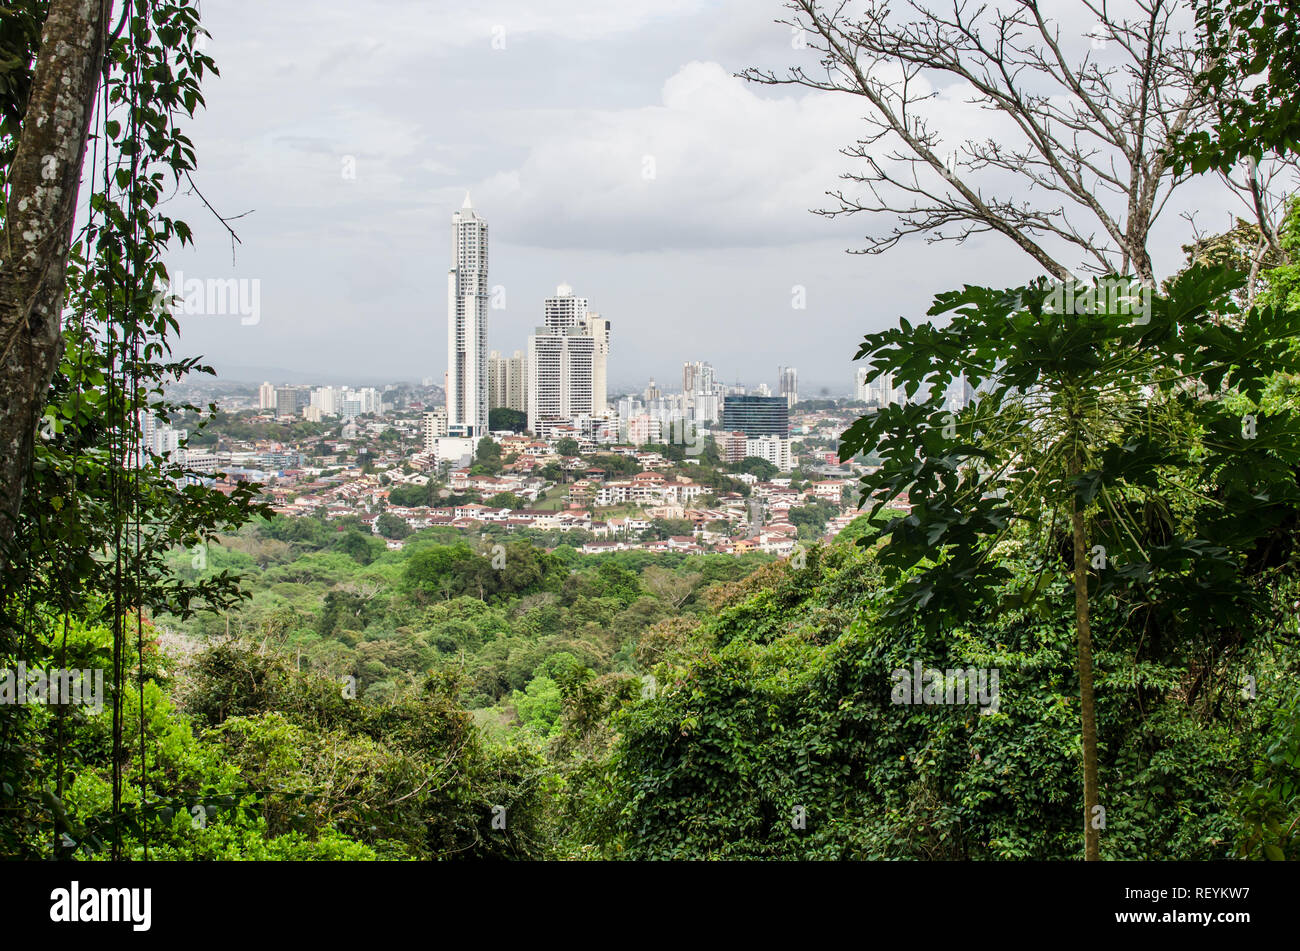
[721,395,789,437]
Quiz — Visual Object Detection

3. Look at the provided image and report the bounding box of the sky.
[158,0,1276,395]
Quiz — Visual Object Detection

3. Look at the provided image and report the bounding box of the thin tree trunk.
[0,0,109,571]
[1069,462,1102,861]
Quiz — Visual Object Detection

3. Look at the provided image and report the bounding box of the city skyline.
[156,1,1252,390]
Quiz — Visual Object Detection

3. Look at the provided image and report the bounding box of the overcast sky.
[160,0,1270,395]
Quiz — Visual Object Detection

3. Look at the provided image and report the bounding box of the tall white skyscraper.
[447,194,489,438]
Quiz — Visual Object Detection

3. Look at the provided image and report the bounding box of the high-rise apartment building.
[422,408,449,453]
[944,373,975,413]
[778,366,798,409]
[447,194,489,438]
[488,349,528,414]
[275,386,307,419]
[723,431,749,463]
[855,367,902,407]
[683,361,716,399]
[745,434,793,471]
[582,312,610,416]
[258,382,277,411]
[528,285,606,434]
[544,284,589,331]
[528,326,595,434]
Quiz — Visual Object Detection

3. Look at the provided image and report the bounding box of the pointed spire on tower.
[462,191,473,210]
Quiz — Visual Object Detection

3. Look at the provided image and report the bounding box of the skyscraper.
[528,285,598,434]
[856,366,902,407]
[582,312,610,415]
[528,326,594,434]
[721,395,789,438]
[944,373,974,413]
[778,366,798,409]
[447,194,489,438]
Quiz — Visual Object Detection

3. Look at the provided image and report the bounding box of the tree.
[489,407,526,432]
[555,437,580,457]
[474,436,502,475]
[740,0,1292,285]
[736,456,778,481]
[840,265,1300,859]
[0,0,108,566]
[375,513,411,540]
[387,482,431,508]
[1173,0,1300,176]
[642,566,701,610]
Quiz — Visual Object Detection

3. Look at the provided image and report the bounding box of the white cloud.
[464,61,869,250]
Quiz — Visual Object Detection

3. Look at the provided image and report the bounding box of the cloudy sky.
[161,0,1266,394]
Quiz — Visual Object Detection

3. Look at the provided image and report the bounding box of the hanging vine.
[0,0,268,859]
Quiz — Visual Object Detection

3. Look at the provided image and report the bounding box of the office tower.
[778,366,798,409]
[447,193,489,438]
[582,313,610,415]
[644,379,660,401]
[721,395,789,438]
[258,382,277,411]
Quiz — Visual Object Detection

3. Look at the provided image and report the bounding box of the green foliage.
[489,407,527,433]
[1172,0,1300,173]
[735,456,779,480]
[560,538,1273,859]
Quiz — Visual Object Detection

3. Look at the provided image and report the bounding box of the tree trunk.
[1069,464,1102,861]
[0,0,109,571]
